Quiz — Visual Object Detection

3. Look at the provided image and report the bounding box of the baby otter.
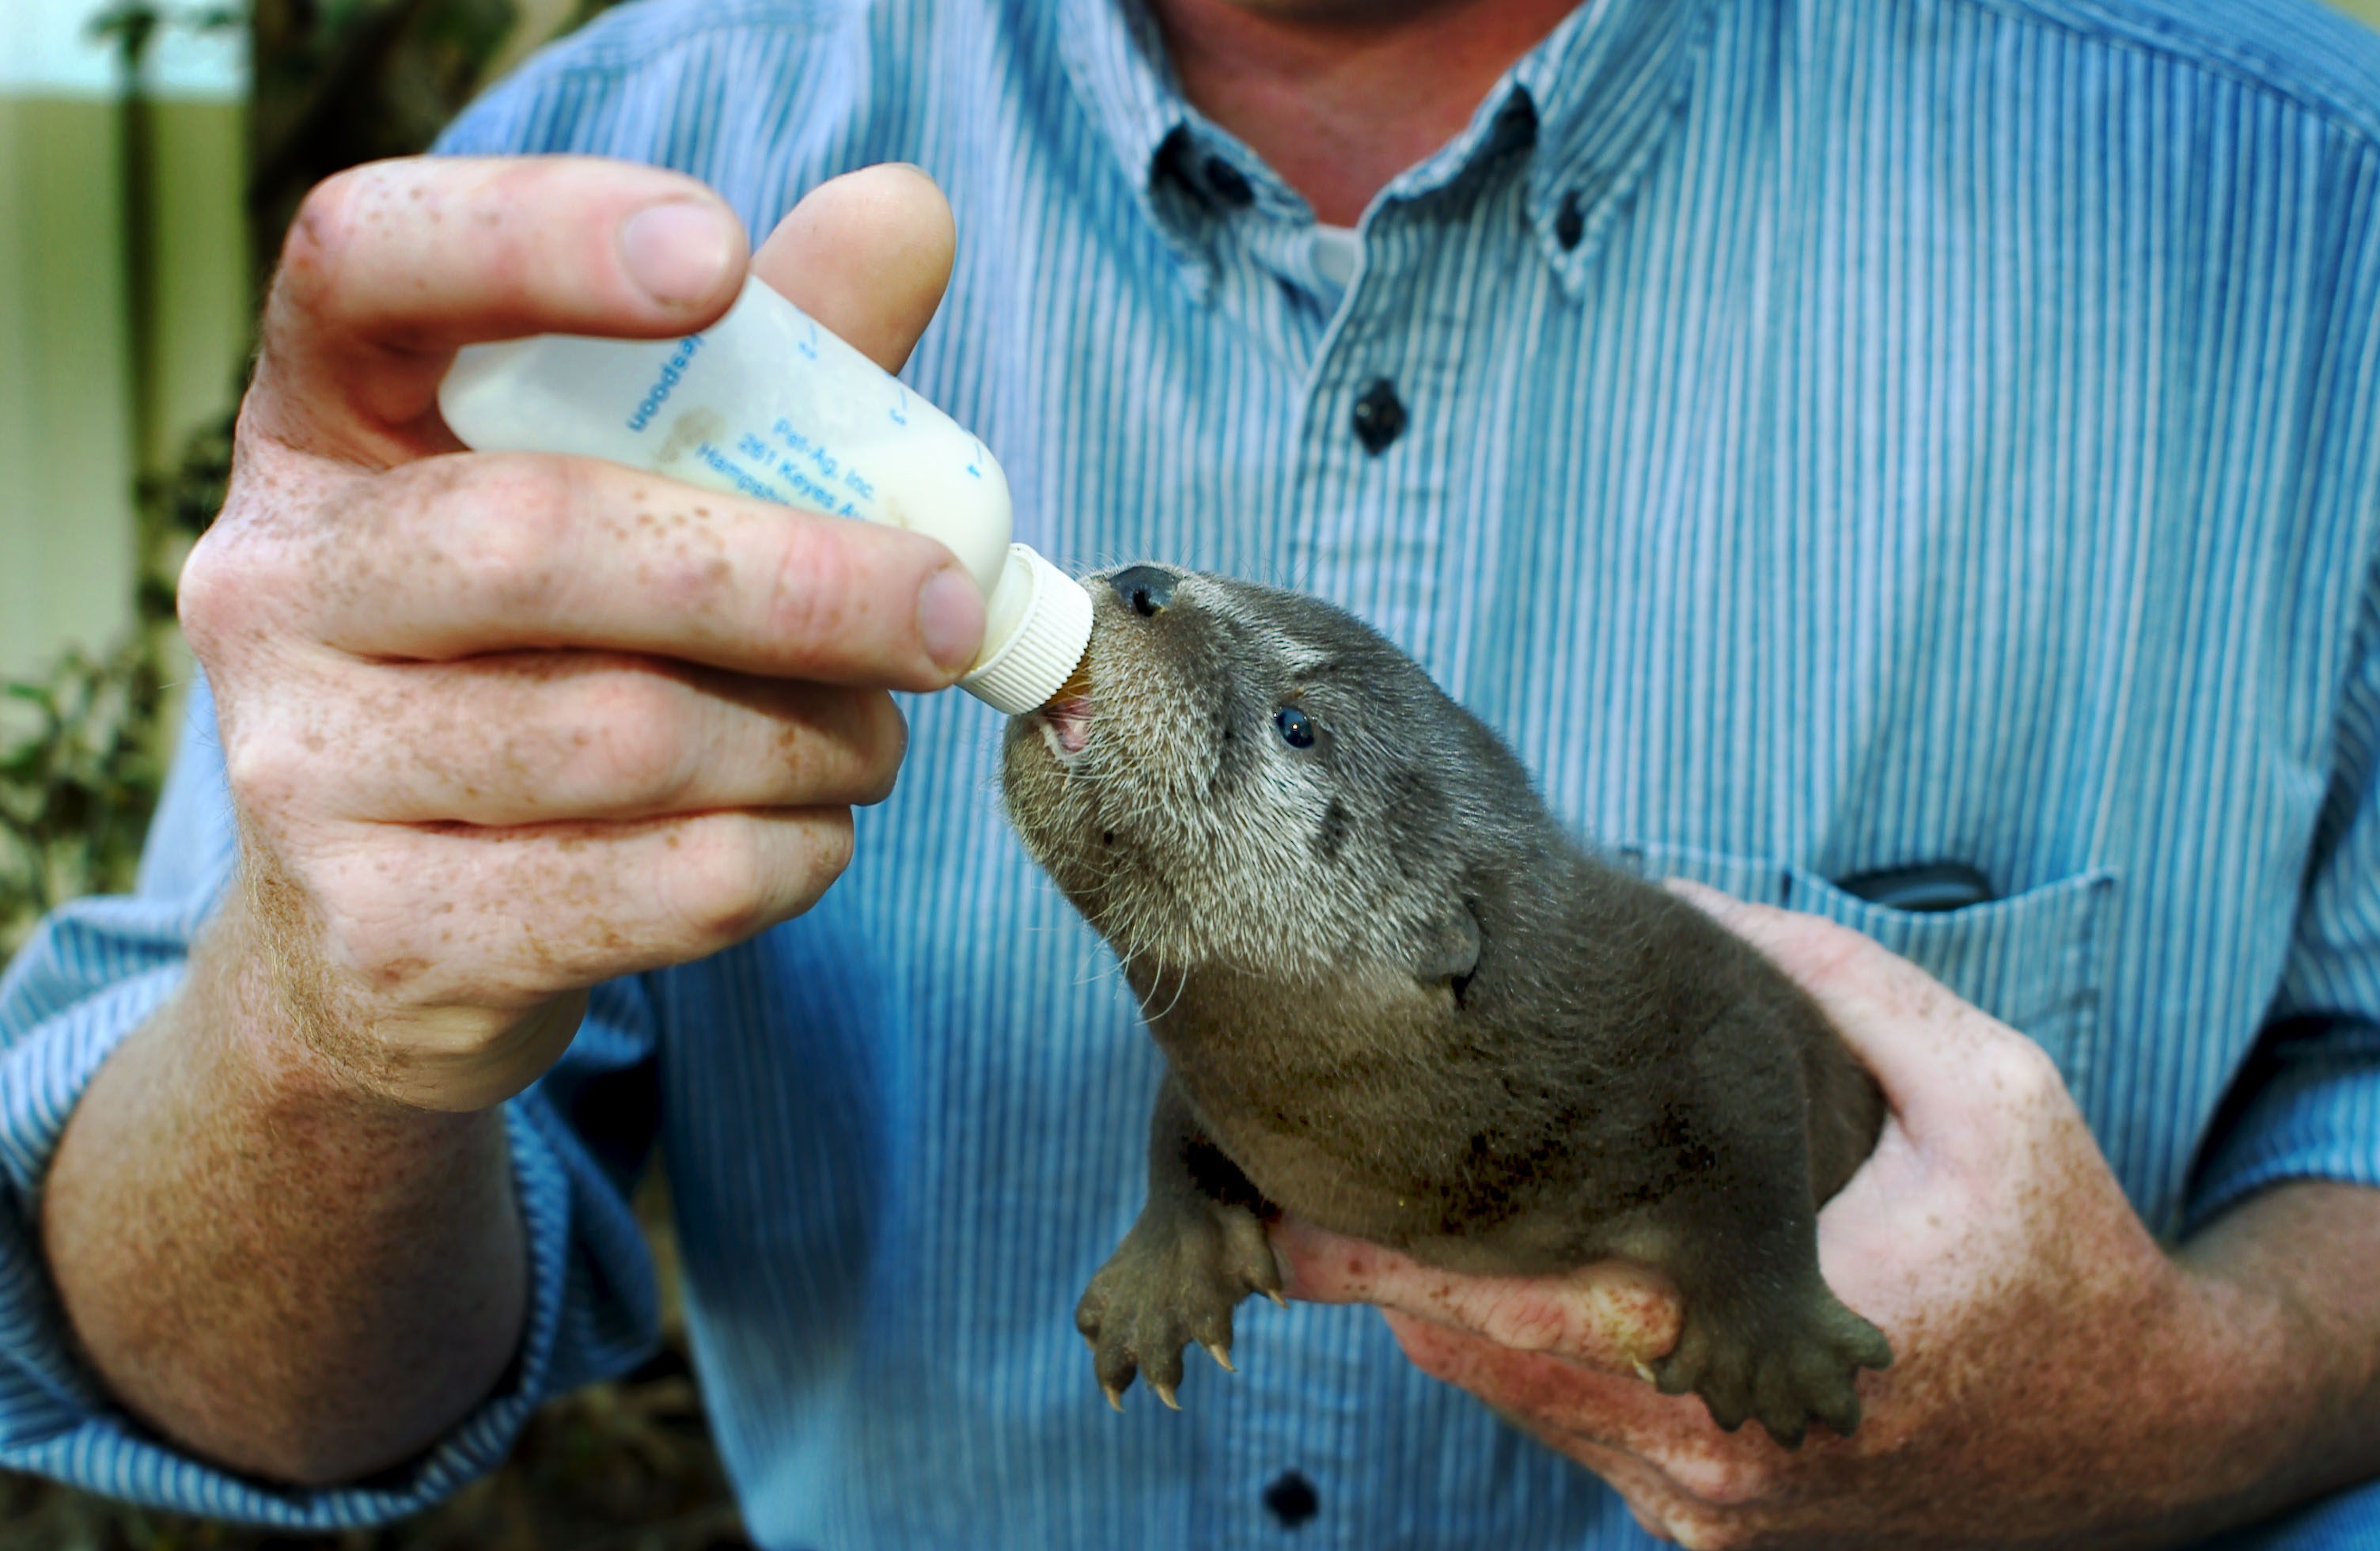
[1000,565,1893,1447]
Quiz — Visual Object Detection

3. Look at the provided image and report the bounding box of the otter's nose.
[1108,566,1177,618]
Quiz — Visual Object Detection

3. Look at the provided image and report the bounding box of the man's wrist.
[2008,1196,2363,1547]
[44,889,532,1483]
[2166,1181,2380,1530]
[199,881,449,1128]
[223,839,587,1113]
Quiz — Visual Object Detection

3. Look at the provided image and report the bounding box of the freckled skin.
[1002,567,1893,1445]
[39,158,968,1488]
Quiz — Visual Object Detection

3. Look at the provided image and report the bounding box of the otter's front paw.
[1649,1279,1893,1448]
[1077,1199,1282,1411]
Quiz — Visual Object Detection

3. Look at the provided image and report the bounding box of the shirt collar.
[1056,0,1185,199]
[1511,0,1719,293]
[1055,0,1213,293]
[1056,0,1716,298]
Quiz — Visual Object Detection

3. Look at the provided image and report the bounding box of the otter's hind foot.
[1650,1274,1893,1448]
[1078,1194,1279,1411]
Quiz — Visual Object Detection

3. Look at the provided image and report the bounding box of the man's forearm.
[2037,1178,2380,1548]
[39,886,531,1486]
[2164,1179,2380,1537]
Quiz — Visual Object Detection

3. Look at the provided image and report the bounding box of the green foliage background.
[2,2,750,1545]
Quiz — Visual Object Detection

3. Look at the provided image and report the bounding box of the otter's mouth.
[1035,696,1093,764]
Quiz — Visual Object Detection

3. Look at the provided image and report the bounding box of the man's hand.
[42,156,976,1485]
[183,155,980,1112]
[1277,882,2380,1548]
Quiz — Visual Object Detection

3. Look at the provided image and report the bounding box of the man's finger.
[1658,878,1877,989]
[1380,1312,1738,1485]
[256,156,748,449]
[1661,879,1962,1034]
[750,164,957,374]
[245,654,906,826]
[1271,1219,1681,1373]
[1385,1312,1821,1521]
[303,806,858,1010]
[1661,877,2060,1150]
[290,452,980,688]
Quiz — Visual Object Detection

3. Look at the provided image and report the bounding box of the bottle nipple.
[957,544,1094,715]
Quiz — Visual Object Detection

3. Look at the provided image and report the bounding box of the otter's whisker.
[1148,956,1193,1023]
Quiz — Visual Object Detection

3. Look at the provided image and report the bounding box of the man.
[4,0,2379,1544]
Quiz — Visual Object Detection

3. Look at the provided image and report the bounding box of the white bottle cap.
[959,545,1094,715]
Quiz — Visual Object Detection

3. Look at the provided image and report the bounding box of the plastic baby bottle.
[437,277,1091,715]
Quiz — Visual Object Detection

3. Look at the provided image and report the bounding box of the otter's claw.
[1078,1192,1281,1412]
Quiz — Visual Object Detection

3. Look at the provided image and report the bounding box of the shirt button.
[1263,1469,1320,1528]
[1351,377,1407,454]
[1555,189,1586,250]
[1205,154,1256,207]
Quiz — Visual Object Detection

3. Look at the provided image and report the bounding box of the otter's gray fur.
[1000,565,1893,1447]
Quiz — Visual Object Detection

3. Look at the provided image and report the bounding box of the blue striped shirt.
[7,0,2380,1544]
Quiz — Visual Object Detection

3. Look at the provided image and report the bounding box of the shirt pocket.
[1609,841,2120,1105]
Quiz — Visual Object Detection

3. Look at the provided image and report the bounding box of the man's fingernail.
[917,567,985,676]
[620,200,737,305]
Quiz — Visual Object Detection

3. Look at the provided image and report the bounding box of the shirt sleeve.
[2189,556,2380,1229]
[0,678,663,1528]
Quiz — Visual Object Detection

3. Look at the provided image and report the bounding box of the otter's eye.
[1274,705,1317,749]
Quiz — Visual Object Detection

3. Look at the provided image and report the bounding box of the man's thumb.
[751,162,957,374]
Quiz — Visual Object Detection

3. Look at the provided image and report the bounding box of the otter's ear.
[1415,901,1481,988]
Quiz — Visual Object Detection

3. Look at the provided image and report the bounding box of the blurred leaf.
[0,638,167,958]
